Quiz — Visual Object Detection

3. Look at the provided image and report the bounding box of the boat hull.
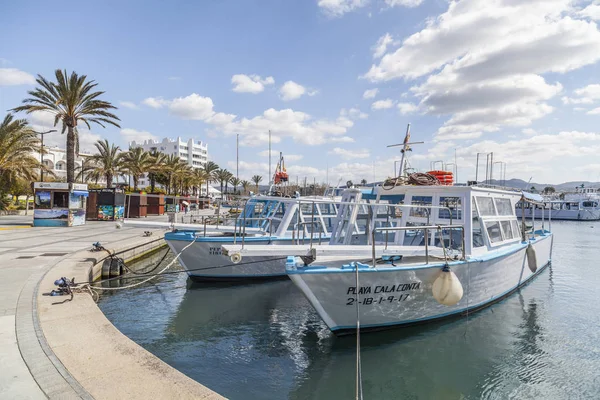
[288,234,553,334]
[165,232,318,281]
[516,208,600,221]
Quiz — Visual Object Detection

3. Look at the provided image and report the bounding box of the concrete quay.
[0,215,225,399]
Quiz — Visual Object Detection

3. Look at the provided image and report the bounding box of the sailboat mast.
[398,123,411,177]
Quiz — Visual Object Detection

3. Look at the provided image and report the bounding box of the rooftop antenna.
[387,123,425,177]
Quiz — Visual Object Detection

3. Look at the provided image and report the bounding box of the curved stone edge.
[16,253,92,399]
[20,235,225,400]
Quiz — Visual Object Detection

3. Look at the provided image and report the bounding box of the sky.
[2,0,600,185]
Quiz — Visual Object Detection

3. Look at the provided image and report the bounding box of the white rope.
[86,235,199,291]
[355,262,364,400]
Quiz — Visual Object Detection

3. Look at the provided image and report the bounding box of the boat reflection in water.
[161,267,554,400]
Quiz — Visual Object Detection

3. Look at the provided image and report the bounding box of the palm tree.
[89,139,121,187]
[120,147,152,191]
[0,113,43,185]
[240,180,251,195]
[360,179,367,186]
[11,69,121,183]
[74,156,97,183]
[216,168,231,199]
[164,155,187,195]
[252,175,263,193]
[201,161,220,196]
[230,177,241,195]
[192,168,208,196]
[147,151,167,193]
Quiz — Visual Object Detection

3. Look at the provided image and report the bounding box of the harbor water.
[98,221,600,399]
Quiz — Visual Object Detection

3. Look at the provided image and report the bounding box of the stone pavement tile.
[0,315,45,399]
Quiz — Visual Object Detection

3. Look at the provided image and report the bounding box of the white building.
[34,146,100,182]
[129,137,209,188]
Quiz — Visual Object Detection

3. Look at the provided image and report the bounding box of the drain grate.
[16,256,36,259]
[40,253,68,257]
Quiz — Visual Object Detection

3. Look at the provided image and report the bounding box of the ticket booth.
[33,182,88,227]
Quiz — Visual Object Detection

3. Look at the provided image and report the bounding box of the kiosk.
[88,188,126,221]
[33,182,88,227]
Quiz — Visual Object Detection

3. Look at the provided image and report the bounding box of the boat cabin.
[329,185,526,257]
[237,196,341,238]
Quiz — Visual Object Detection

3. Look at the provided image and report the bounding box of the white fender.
[526,244,537,273]
[230,252,242,264]
[432,266,463,306]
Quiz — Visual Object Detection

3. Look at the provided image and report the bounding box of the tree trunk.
[66,126,76,183]
[133,177,139,191]
[106,173,113,188]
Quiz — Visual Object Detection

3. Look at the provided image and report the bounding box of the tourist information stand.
[33,182,88,227]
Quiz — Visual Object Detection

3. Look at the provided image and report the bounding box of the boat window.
[476,197,496,216]
[409,196,433,219]
[472,198,485,248]
[438,196,462,220]
[485,221,503,243]
[495,198,513,216]
[500,221,514,239]
[511,220,521,239]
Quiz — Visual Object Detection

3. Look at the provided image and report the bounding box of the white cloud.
[587,107,600,115]
[329,147,370,159]
[168,93,220,120]
[397,102,418,115]
[279,81,316,101]
[0,68,35,85]
[372,99,395,110]
[142,97,169,109]
[372,33,394,59]
[363,88,379,99]
[363,0,600,139]
[258,149,304,161]
[384,0,423,8]
[231,74,275,94]
[579,2,600,20]
[121,128,159,145]
[562,84,600,104]
[341,107,369,119]
[318,0,369,17]
[119,101,138,110]
[329,136,356,143]
[143,92,355,146]
[522,128,537,136]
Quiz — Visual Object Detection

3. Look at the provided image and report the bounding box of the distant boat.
[516,186,600,221]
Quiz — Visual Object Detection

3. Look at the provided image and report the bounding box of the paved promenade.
[0,214,224,399]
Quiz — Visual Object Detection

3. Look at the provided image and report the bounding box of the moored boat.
[164,195,342,281]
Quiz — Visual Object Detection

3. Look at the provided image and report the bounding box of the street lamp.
[35,129,57,182]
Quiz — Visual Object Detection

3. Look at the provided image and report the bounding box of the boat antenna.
[387,123,424,177]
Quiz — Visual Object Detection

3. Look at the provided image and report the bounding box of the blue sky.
[2,0,600,184]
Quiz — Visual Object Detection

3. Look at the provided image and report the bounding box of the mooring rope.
[354,262,364,400]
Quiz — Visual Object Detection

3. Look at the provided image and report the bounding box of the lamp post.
[35,129,57,182]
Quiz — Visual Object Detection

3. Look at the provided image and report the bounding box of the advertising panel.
[97,205,114,221]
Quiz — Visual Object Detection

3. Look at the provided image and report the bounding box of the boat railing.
[292,221,324,246]
[371,225,466,265]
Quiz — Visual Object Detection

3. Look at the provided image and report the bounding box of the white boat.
[164,195,342,281]
[225,185,553,334]
[516,186,600,221]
